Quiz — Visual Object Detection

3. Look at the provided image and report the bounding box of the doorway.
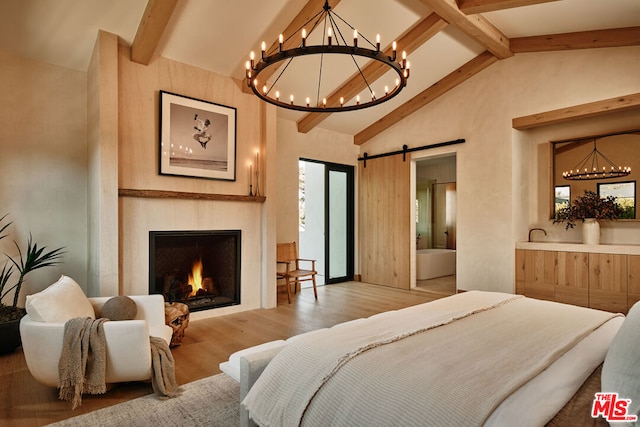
[298,159,354,286]
[414,154,457,296]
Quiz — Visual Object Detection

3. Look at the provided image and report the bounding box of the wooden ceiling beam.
[296,13,448,134]
[131,0,179,65]
[418,0,512,59]
[354,51,497,145]
[241,0,341,94]
[512,93,640,130]
[457,0,559,15]
[511,26,640,53]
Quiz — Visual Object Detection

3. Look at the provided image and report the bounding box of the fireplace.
[149,230,241,312]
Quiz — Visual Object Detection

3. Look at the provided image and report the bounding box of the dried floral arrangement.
[554,190,624,229]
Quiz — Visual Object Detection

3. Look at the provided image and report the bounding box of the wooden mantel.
[512,92,640,130]
[119,188,266,202]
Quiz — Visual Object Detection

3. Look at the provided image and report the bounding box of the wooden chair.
[276,242,318,303]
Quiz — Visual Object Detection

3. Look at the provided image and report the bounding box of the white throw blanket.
[243,291,621,427]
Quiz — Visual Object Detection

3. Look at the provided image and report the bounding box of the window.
[598,181,636,219]
[554,185,570,217]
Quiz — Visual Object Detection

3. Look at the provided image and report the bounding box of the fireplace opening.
[149,230,241,312]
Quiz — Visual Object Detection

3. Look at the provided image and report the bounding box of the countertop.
[516,241,640,255]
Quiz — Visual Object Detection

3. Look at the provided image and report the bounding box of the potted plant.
[553,190,624,244]
[0,214,65,354]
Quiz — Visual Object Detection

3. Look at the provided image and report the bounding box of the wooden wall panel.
[589,253,627,313]
[359,155,411,288]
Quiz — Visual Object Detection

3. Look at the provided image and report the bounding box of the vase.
[582,218,600,245]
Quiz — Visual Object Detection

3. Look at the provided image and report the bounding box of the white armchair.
[19,276,173,387]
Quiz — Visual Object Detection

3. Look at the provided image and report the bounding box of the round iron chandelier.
[245,0,410,113]
[562,138,631,181]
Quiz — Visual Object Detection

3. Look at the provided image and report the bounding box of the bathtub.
[416,248,456,280]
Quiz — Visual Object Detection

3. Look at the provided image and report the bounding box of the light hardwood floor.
[0,281,446,426]
[415,275,457,296]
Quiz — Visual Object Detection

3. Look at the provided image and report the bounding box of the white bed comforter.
[242,291,621,427]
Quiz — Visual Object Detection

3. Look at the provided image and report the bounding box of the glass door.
[326,163,354,283]
[299,160,354,285]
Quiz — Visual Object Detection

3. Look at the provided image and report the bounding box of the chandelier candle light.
[245,0,410,112]
[562,138,631,181]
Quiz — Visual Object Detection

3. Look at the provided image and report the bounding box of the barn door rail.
[358,138,465,167]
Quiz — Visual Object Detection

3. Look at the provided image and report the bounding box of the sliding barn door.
[359,154,411,288]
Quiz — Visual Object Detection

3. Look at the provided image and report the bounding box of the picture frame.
[159,91,236,181]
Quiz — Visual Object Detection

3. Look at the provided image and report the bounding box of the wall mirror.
[551,129,640,221]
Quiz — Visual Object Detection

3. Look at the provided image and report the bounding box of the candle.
[255,150,260,173]
[249,162,253,187]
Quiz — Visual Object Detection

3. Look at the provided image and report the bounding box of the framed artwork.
[159,91,236,181]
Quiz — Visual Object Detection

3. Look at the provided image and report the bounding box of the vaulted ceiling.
[1,0,638,144]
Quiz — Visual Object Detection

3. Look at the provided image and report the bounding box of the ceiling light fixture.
[245,0,409,113]
[562,138,631,180]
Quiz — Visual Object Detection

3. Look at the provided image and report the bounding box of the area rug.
[47,373,239,427]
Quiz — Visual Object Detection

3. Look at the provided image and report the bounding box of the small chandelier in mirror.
[245,0,409,113]
[562,138,631,181]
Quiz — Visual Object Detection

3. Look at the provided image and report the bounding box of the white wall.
[0,50,88,302]
[276,118,359,249]
[361,46,640,293]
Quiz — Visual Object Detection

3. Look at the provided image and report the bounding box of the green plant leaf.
[0,213,11,241]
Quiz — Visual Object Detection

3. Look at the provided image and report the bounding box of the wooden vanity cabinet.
[516,249,634,314]
[629,255,640,309]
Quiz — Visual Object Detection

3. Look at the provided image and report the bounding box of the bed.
[228,291,639,427]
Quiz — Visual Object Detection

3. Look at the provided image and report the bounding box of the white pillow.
[25,275,95,322]
[602,302,640,425]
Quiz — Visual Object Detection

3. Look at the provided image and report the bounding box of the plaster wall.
[275,118,359,248]
[361,46,640,293]
[0,50,88,301]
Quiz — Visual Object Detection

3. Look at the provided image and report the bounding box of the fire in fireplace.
[149,230,241,312]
